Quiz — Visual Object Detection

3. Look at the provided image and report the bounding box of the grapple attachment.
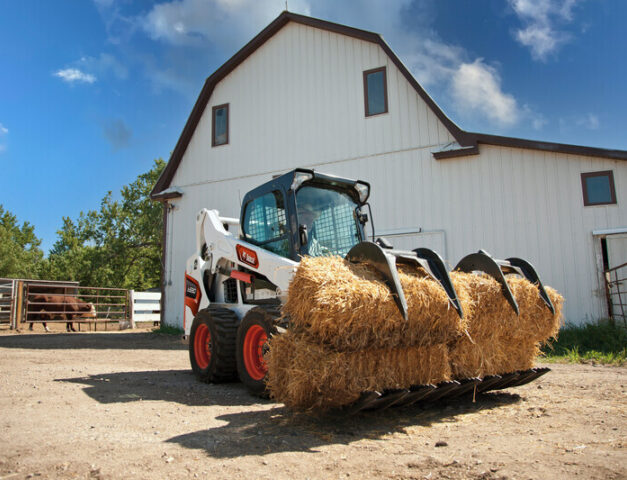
[455,250,555,315]
[345,242,464,320]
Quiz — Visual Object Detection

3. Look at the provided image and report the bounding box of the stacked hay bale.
[266,256,563,411]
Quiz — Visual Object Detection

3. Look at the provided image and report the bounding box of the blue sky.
[1,0,625,253]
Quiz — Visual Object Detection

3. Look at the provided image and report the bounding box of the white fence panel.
[129,291,161,327]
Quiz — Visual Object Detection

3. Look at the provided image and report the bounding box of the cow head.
[81,302,97,319]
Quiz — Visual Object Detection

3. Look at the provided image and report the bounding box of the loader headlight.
[291,171,314,191]
[354,181,370,203]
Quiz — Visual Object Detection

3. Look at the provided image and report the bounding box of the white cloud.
[54,68,97,84]
[79,53,128,80]
[451,60,519,126]
[509,0,582,61]
[0,123,7,154]
[576,113,600,130]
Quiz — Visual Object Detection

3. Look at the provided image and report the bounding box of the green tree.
[44,159,166,290]
[0,205,43,278]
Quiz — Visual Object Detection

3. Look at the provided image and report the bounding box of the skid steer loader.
[184,168,555,412]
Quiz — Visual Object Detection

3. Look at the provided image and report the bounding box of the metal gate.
[21,282,130,330]
[605,262,626,326]
[0,278,15,327]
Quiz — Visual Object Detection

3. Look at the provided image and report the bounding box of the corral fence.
[0,279,16,326]
[604,262,626,327]
[0,278,161,330]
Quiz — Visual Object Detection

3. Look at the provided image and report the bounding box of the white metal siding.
[161,21,626,328]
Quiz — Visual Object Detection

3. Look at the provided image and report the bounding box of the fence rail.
[604,262,626,327]
[129,291,161,326]
[0,278,162,331]
[0,279,15,325]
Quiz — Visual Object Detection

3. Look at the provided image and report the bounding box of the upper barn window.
[581,170,617,206]
[212,103,229,146]
[363,67,388,117]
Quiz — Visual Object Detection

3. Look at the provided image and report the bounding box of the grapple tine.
[364,389,410,411]
[511,367,550,387]
[414,248,464,319]
[344,391,382,415]
[346,242,409,320]
[401,384,437,406]
[455,250,520,315]
[475,375,504,393]
[504,258,555,314]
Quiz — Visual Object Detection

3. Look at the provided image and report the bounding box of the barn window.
[212,104,229,146]
[581,171,617,206]
[363,67,388,117]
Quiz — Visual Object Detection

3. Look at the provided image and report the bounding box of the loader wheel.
[189,308,238,383]
[236,308,277,396]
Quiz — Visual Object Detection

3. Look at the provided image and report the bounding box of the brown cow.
[28,295,96,332]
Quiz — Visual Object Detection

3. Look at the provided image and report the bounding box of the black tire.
[189,307,239,383]
[236,307,279,396]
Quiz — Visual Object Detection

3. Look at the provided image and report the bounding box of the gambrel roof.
[151,11,627,198]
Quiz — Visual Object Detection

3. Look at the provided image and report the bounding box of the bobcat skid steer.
[184,168,555,412]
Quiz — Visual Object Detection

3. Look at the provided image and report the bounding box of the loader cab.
[240,168,371,263]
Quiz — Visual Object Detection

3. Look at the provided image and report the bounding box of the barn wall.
[171,22,454,188]
[161,21,626,328]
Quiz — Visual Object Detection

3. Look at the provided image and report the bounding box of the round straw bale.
[266,331,451,411]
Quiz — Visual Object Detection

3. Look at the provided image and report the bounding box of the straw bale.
[284,256,469,351]
[447,273,563,378]
[266,331,451,411]
[449,335,541,378]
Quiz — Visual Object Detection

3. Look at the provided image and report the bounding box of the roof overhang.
[151,186,183,202]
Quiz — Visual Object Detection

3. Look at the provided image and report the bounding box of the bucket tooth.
[414,248,464,319]
[346,242,409,320]
[455,250,520,315]
[392,249,464,318]
[503,258,555,314]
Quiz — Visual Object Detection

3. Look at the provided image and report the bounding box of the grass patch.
[151,324,184,336]
[541,320,627,365]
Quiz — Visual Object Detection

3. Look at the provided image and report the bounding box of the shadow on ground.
[166,392,522,457]
[57,369,262,407]
[0,332,186,350]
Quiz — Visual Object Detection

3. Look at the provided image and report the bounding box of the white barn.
[151,12,627,328]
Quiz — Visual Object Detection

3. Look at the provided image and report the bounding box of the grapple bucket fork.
[342,242,555,413]
[345,243,555,320]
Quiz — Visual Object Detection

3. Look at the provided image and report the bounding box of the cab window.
[242,191,290,257]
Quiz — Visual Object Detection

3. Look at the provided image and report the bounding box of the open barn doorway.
[595,230,627,325]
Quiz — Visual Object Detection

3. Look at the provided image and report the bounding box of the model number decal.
[185,278,198,298]
[236,244,259,268]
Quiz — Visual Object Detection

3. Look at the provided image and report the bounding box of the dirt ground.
[0,325,625,480]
